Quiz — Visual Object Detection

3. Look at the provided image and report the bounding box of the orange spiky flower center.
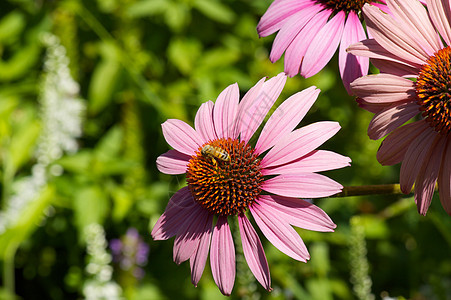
[316,0,371,13]
[186,138,263,216]
[416,47,451,135]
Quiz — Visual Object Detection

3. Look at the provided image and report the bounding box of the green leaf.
[9,120,41,174]
[0,44,41,81]
[167,38,202,75]
[88,42,122,115]
[95,125,124,159]
[0,185,55,259]
[73,186,109,232]
[193,0,235,24]
[111,186,133,221]
[126,0,169,18]
[55,151,93,174]
[0,11,26,44]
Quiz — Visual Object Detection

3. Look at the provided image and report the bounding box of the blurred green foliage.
[1,0,451,299]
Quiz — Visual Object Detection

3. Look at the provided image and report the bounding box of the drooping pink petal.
[386,0,442,55]
[367,102,419,140]
[346,39,422,72]
[238,214,272,291]
[363,4,428,65]
[173,208,211,265]
[257,195,336,232]
[162,119,202,156]
[377,120,429,165]
[356,97,391,114]
[250,202,310,262]
[438,139,451,215]
[414,135,446,215]
[255,86,320,154]
[269,5,323,63]
[213,83,240,139]
[195,101,217,143]
[427,0,451,46]
[210,216,235,296]
[339,11,369,94]
[400,126,439,194]
[151,187,198,240]
[284,9,330,76]
[261,173,343,198]
[371,58,420,77]
[257,0,313,37]
[156,150,191,175]
[238,73,287,143]
[350,74,416,104]
[190,214,213,287]
[262,150,351,175]
[301,10,346,78]
[261,121,340,168]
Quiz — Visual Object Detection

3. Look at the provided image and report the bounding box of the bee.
[201,145,230,165]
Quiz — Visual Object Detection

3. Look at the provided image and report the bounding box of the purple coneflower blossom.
[348,0,451,215]
[110,228,149,279]
[153,73,350,295]
[257,0,390,94]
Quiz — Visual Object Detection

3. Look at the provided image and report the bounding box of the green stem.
[332,184,408,197]
[3,243,18,300]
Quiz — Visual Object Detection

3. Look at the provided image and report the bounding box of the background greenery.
[1,0,451,299]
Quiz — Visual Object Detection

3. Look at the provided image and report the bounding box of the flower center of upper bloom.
[316,0,371,12]
[416,46,451,135]
[186,138,263,216]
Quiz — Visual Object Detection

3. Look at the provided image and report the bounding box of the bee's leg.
[211,157,218,167]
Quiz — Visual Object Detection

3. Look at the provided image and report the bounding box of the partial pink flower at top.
[348,0,451,215]
[153,73,350,295]
[257,0,387,94]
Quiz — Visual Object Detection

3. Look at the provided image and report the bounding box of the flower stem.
[332,184,406,197]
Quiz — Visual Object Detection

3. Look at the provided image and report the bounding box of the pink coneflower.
[153,73,350,295]
[257,0,389,93]
[348,0,451,215]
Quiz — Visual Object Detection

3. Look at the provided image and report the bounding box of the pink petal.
[284,9,330,76]
[346,39,422,72]
[238,214,272,291]
[414,135,446,215]
[190,214,213,287]
[210,216,235,296]
[363,4,428,65]
[238,73,287,144]
[387,0,442,55]
[236,77,266,143]
[371,58,420,77]
[269,5,324,63]
[427,0,451,46]
[350,74,415,104]
[438,138,451,215]
[151,187,198,240]
[262,150,351,175]
[261,121,341,168]
[367,102,419,140]
[255,86,320,154]
[300,10,346,78]
[156,150,191,175]
[339,11,369,94]
[250,202,310,262]
[257,194,336,232]
[400,126,439,194]
[195,101,217,143]
[356,97,389,114]
[261,173,343,198]
[213,83,240,139]
[162,119,202,156]
[173,208,211,265]
[377,120,429,165]
[257,0,313,37]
